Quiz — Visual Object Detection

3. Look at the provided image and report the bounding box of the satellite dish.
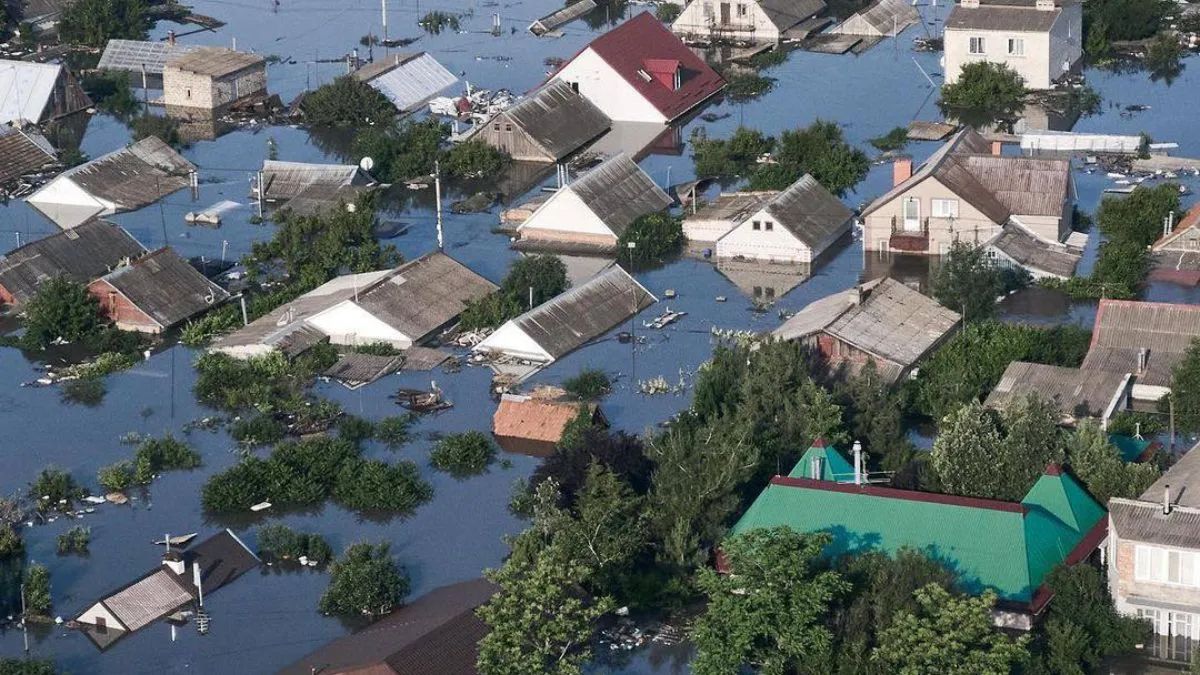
[359,156,375,172]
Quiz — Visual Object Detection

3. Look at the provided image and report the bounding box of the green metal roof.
[787,440,856,482]
[1109,434,1154,463]
[730,465,1104,604]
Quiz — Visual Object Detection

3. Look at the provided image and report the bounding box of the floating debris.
[644,307,686,329]
[392,382,453,413]
[250,501,273,512]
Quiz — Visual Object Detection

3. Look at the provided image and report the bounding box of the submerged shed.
[88,248,230,333]
[0,125,58,187]
[0,59,91,126]
[493,389,605,455]
[0,220,146,306]
[26,136,196,229]
[987,225,1081,279]
[352,52,458,113]
[473,80,611,163]
[714,173,853,264]
[829,0,920,36]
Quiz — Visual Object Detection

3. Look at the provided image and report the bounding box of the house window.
[736,3,747,17]
[703,1,713,18]
[1008,38,1025,56]
[185,88,192,99]
[493,123,501,131]
[637,69,653,82]
[1136,544,1200,587]
[504,123,513,132]
[1138,608,1161,634]
[569,81,579,93]
[764,222,773,231]
[931,198,959,218]
[752,220,761,230]
[753,286,763,297]
[969,36,986,54]
[764,287,775,299]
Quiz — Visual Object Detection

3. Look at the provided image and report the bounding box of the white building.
[549,12,726,124]
[352,52,458,114]
[0,59,91,125]
[944,0,1082,90]
[713,173,853,264]
[671,0,825,45]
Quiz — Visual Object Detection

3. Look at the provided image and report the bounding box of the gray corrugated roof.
[567,154,672,237]
[1082,300,1200,388]
[499,80,611,160]
[946,3,1062,32]
[97,40,201,75]
[1110,496,1200,549]
[984,361,1127,419]
[354,52,457,112]
[31,136,194,212]
[1139,440,1200,509]
[353,251,498,341]
[831,0,920,35]
[98,248,230,329]
[324,353,404,386]
[0,220,146,305]
[101,568,195,632]
[260,160,374,202]
[990,225,1080,278]
[687,191,780,224]
[497,265,656,360]
[165,47,264,78]
[0,125,57,185]
[758,0,827,31]
[762,173,854,248]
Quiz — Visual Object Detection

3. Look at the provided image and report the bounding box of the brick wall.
[87,280,162,334]
[163,64,267,111]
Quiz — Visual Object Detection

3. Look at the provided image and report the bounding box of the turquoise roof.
[730,466,1105,604]
[1109,434,1154,463]
[787,441,855,482]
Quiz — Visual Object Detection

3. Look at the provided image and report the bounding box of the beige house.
[163,47,267,112]
[1109,442,1200,666]
[860,129,1073,256]
[944,0,1082,90]
[672,0,825,44]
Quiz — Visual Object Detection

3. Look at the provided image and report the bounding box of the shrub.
[230,414,286,447]
[19,278,103,350]
[60,377,106,406]
[256,524,333,564]
[656,3,681,22]
[302,75,396,126]
[939,61,1027,114]
[29,468,86,513]
[442,140,510,178]
[59,0,148,47]
[332,459,433,512]
[97,461,135,492]
[133,435,201,484]
[337,416,376,445]
[319,542,409,617]
[723,72,776,103]
[1097,183,1181,248]
[618,212,683,263]
[869,127,909,152]
[56,526,90,556]
[1168,338,1200,432]
[81,71,138,116]
[23,563,52,617]
[130,116,183,148]
[562,368,611,400]
[0,659,56,675]
[691,126,774,180]
[931,241,1020,321]
[460,255,569,330]
[430,432,496,477]
[375,415,417,448]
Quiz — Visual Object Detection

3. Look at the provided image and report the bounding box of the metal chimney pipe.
[853,440,863,486]
[1164,484,1172,515]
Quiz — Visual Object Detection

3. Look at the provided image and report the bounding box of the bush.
[56,526,90,556]
[375,415,417,449]
[130,116,183,148]
[723,72,776,103]
[332,459,433,513]
[746,120,869,197]
[59,0,148,47]
[337,416,376,445]
[81,71,138,116]
[656,3,681,22]
[1097,183,1181,248]
[133,435,201,484]
[97,461,135,492]
[0,526,22,559]
[691,126,774,180]
[0,659,56,675]
[18,278,103,350]
[460,255,569,330]
[302,75,396,126]
[23,563,51,617]
[29,468,86,513]
[931,241,1017,322]
[939,61,1027,114]
[194,350,337,413]
[230,414,287,447]
[256,524,333,564]
[618,212,683,264]
[61,377,106,406]
[1168,338,1200,432]
[562,368,611,400]
[430,432,496,477]
[869,127,909,153]
[319,542,409,617]
[442,140,510,178]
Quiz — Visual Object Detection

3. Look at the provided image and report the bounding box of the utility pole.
[20,583,28,653]
[628,241,637,390]
[434,160,444,250]
[221,239,228,262]
[257,171,265,219]
[382,0,388,47]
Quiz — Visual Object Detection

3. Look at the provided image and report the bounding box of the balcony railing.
[889,216,930,252]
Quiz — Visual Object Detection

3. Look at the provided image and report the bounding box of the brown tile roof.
[1082,300,1200,388]
[166,47,264,78]
[97,247,230,329]
[492,393,596,443]
[0,219,146,305]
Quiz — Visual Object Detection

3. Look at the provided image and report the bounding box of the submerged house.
[472,80,611,163]
[515,154,672,253]
[683,191,778,243]
[475,265,656,367]
[162,47,268,113]
[352,52,458,114]
[729,454,1107,629]
[985,361,1130,426]
[1151,203,1200,286]
[87,248,230,333]
[0,124,58,188]
[829,0,920,37]
[549,12,726,124]
[986,223,1082,279]
[944,0,1083,91]
[98,39,201,77]
[860,129,1074,258]
[213,252,496,359]
[0,59,91,126]
[26,136,196,229]
[75,530,258,650]
[0,219,146,307]
[713,173,854,264]
[278,578,497,675]
[1080,299,1200,404]
[671,0,826,45]
[773,277,961,385]
[257,160,379,213]
[492,389,606,456]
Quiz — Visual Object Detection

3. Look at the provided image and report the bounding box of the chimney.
[1137,347,1148,374]
[163,550,186,576]
[991,140,1003,156]
[1164,484,1172,515]
[1035,0,1055,10]
[810,456,824,480]
[852,440,863,486]
[167,30,176,46]
[892,157,912,186]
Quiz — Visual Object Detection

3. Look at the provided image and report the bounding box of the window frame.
[1007,37,1025,56]
[969,36,986,55]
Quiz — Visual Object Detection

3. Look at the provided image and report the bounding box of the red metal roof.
[570,12,725,121]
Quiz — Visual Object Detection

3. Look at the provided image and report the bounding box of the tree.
[59,0,148,47]
[692,529,848,675]
[617,212,683,264]
[23,563,52,617]
[939,61,1027,114]
[302,75,396,126]
[442,139,510,178]
[748,120,869,197]
[873,584,1029,674]
[460,255,569,330]
[1084,0,1171,45]
[1028,564,1148,674]
[561,368,611,400]
[1097,183,1181,248]
[690,126,774,180]
[0,659,56,675]
[994,394,1065,499]
[931,241,1011,322]
[19,277,103,349]
[318,542,409,617]
[352,119,448,181]
[429,432,496,477]
[836,362,916,474]
[476,544,614,675]
[130,116,183,148]
[532,426,651,504]
[1065,421,1160,504]
[1169,338,1200,431]
[930,402,1006,499]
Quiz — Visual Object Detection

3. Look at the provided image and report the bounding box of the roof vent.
[636,69,653,83]
[1164,484,1172,515]
[1137,348,1148,374]
[809,456,824,480]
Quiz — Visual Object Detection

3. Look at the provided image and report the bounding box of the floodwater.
[0,0,1198,671]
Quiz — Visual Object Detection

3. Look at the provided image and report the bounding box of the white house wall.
[519,188,617,239]
[551,49,667,124]
[945,25,1059,89]
[305,301,413,349]
[683,216,738,243]
[476,321,555,362]
[76,601,125,631]
[672,0,783,43]
[715,206,815,263]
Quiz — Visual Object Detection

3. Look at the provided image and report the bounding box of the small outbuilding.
[985,361,1130,426]
[516,154,672,252]
[257,160,379,213]
[0,59,91,126]
[0,219,146,307]
[683,191,778,243]
[352,52,458,114]
[828,0,920,37]
[87,248,230,333]
[163,47,268,112]
[493,388,606,456]
[472,80,611,163]
[713,173,853,264]
[1081,299,1200,403]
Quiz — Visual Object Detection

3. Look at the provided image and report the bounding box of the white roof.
[363,53,457,112]
[97,39,202,75]
[0,60,61,125]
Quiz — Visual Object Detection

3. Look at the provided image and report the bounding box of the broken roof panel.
[0,125,57,185]
[353,52,458,113]
[568,153,672,237]
[97,39,201,75]
[501,80,611,161]
[0,219,146,305]
[96,248,230,330]
[0,60,61,124]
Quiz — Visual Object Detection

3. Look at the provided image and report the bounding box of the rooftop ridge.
[769,475,1029,514]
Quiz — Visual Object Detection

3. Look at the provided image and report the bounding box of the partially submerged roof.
[758,0,826,31]
[100,567,195,633]
[558,154,672,237]
[1082,299,1200,388]
[165,47,264,78]
[564,12,725,121]
[984,361,1128,421]
[278,578,498,675]
[493,392,596,444]
[989,225,1081,278]
[98,40,202,74]
[353,52,458,113]
[0,125,57,185]
[686,191,779,224]
[759,173,854,248]
[500,80,611,161]
[0,220,146,305]
[946,0,1065,33]
[260,160,376,202]
[732,464,1106,606]
[0,60,61,124]
[830,0,921,36]
[95,248,229,329]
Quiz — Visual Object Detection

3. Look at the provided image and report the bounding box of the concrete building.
[549,12,726,124]
[87,248,230,334]
[713,173,854,264]
[0,59,91,125]
[671,0,825,45]
[860,129,1073,257]
[471,80,611,163]
[163,47,267,112]
[1109,443,1200,666]
[944,0,1082,90]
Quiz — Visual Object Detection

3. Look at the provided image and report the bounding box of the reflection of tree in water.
[577,0,629,30]
[304,125,359,162]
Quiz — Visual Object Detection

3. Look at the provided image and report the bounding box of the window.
[185,88,192,99]
[637,69,653,82]
[569,81,579,93]
[932,199,959,218]
[764,221,774,231]
[493,124,501,131]
[969,37,986,54]
[736,3,746,16]
[703,1,713,18]
[753,286,763,297]
[1136,545,1200,587]
[1138,608,1161,634]
[764,287,775,299]
[752,221,761,231]
[504,123,513,132]
[1008,38,1024,56]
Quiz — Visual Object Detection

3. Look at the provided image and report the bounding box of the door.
[902,197,921,232]
[720,2,730,24]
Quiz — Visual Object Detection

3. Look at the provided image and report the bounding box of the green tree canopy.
[1170,338,1200,431]
[939,61,1028,115]
[690,126,774,180]
[19,277,104,349]
[59,0,148,47]
[931,241,1023,322]
[618,212,683,264]
[748,120,869,197]
[1097,183,1181,248]
[1065,420,1160,504]
[318,542,409,617]
[460,255,569,330]
[302,75,397,127]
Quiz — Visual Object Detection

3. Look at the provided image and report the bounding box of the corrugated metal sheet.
[324,353,404,387]
[984,361,1127,419]
[959,154,1071,218]
[0,220,146,304]
[989,225,1080,278]
[762,173,854,249]
[1021,131,1141,154]
[830,0,920,36]
[260,160,372,201]
[568,153,672,237]
[99,248,229,329]
[1110,499,1200,549]
[355,52,457,113]
[1082,300,1200,388]
[758,0,826,31]
[0,60,60,124]
[354,252,498,342]
[826,278,960,367]
[499,80,611,160]
[529,0,596,35]
[0,125,57,185]
[98,40,201,75]
[101,569,194,632]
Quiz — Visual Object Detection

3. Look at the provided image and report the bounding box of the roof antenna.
[194,562,210,635]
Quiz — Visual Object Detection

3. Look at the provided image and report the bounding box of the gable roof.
[1152,203,1200,252]
[94,247,230,329]
[0,60,60,124]
[758,0,827,31]
[0,124,57,185]
[786,440,856,481]
[569,12,725,121]
[758,173,854,247]
[1082,299,1200,388]
[984,361,1128,421]
[0,220,146,305]
[499,80,611,161]
[731,465,1106,605]
[353,52,458,113]
[831,0,920,35]
[493,392,596,443]
[98,39,201,75]
[989,225,1080,278]
[946,1,1064,33]
[556,153,672,237]
[278,578,497,675]
[100,567,196,632]
[260,160,376,202]
[687,191,780,225]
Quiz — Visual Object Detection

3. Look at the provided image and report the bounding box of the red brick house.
[87,248,229,333]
